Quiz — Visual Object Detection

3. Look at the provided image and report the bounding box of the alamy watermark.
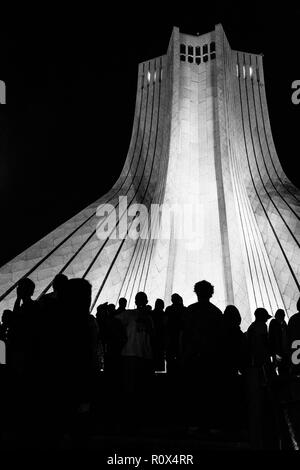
[0,80,6,104]
[291,80,300,105]
[0,340,5,365]
[96,196,205,250]
[291,340,300,365]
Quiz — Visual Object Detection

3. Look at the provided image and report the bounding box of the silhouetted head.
[171,293,183,306]
[224,305,241,328]
[107,303,116,315]
[275,309,285,322]
[66,278,92,316]
[254,308,271,323]
[194,280,214,301]
[155,298,164,311]
[17,278,35,301]
[118,298,127,310]
[135,292,148,309]
[1,309,13,326]
[52,273,68,296]
[96,302,108,319]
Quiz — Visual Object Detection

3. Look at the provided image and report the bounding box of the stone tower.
[1,25,299,330]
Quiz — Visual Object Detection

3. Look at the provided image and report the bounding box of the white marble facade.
[0,26,299,330]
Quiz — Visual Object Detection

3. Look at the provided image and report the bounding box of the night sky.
[0,5,299,267]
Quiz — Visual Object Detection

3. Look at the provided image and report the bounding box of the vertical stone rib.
[214,24,234,306]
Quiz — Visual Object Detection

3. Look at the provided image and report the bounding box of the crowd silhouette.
[0,275,300,449]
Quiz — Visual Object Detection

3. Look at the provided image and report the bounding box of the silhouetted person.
[151,299,166,372]
[116,291,154,427]
[246,308,275,449]
[165,294,185,375]
[94,303,108,372]
[37,278,98,446]
[94,301,126,427]
[96,303,108,347]
[223,305,249,430]
[287,297,300,376]
[223,305,249,374]
[0,309,14,341]
[49,273,68,299]
[102,301,127,406]
[63,278,98,400]
[182,281,224,431]
[107,303,116,316]
[38,273,68,314]
[247,308,272,370]
[102,303,118,357]
[11,278,40,377]
[0,309,14,366]
[97,302,126,364]
[38,273,70,379]
[0,309,15,443]
[269,309,289,376]
[116,297,127,314]
[7,278,42,444]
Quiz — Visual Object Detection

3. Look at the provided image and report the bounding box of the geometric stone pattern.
[0,25,299,330]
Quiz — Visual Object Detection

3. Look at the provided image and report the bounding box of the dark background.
[0,4,299,267]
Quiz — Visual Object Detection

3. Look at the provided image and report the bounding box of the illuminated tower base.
[1,25,299,330]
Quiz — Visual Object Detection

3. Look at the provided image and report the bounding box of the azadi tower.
[1,25,299,330]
